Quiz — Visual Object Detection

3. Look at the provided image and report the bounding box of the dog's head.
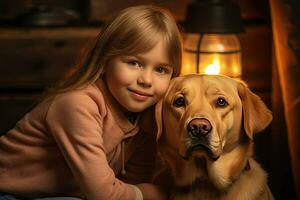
[155,74,272,163]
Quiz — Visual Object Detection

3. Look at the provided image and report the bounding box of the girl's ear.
[155,99,164,141]
[237,81,273,139]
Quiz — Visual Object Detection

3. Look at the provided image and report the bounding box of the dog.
[154,74,274,200]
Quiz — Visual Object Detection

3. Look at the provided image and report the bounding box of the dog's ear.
[155,76,183,141]
[237,81,273,139]
[155,99,163,141]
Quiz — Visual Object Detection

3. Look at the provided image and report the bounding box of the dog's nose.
[187,118,212,138]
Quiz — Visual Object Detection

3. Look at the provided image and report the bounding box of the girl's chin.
[126,103,154,113]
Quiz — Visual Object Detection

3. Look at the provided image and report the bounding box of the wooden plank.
[0,27,100,88]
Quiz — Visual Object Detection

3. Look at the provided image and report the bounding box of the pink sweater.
[0,79,157,199]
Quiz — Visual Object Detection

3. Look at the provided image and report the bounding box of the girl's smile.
[127,88,153,102]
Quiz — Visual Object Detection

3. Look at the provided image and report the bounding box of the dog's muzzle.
[184,118,219,161]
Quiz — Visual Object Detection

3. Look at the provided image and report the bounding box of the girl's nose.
[137,70,152,88]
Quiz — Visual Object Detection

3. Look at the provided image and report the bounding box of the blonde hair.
[48,5,182,95]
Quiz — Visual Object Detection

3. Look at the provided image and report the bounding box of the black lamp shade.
[184,0,245,34]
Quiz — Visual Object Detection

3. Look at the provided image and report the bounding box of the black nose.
[187,118,212,138]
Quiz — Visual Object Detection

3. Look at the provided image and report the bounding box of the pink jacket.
[0,79,157,199]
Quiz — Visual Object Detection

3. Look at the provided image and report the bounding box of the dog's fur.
[154,74,274,200]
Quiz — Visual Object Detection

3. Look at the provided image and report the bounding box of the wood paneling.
[0,27,99,88]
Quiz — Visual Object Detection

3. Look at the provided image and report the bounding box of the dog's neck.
[173,159,251,196]
[173,176,224,197]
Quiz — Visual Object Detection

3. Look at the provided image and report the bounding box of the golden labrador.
[154,74,274,200]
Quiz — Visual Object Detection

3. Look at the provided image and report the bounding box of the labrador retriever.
[154,74,274,200]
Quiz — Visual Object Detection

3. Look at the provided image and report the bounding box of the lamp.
[182,0,244,78]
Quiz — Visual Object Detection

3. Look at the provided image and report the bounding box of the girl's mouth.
[128,89,153,101]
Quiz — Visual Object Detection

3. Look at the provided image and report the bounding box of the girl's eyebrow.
[133,55,172,67]
[157,62,172,68]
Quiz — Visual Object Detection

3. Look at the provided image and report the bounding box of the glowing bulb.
[205,58,221,75]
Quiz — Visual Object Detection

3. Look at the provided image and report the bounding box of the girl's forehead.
[125,42,170,61]
[123,38,167,56]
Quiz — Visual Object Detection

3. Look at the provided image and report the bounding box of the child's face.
[105,40,173,113]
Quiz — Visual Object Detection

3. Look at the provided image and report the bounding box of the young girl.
[0,5,182,200]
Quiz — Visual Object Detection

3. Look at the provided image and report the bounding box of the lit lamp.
[182,0,244,78]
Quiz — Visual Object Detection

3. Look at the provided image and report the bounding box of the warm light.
[204,57,221,75]
[182,62,194,75]
[181,33,242,78]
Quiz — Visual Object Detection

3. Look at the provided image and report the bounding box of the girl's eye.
[173,96,186,107]
[216,97,228,107]
[128,60,141,67]
[155,66,169,74]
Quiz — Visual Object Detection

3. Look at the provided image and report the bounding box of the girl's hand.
[136,183,167,200]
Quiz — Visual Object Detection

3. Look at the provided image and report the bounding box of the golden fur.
[155,74,274,200]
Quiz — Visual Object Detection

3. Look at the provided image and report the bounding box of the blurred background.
[0,0,299,199]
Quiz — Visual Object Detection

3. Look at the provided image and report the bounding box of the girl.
[0,4,182,200]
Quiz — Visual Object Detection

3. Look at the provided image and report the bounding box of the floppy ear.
[238,81,273,139]
[154,76,183,141]
[155,99,163,141]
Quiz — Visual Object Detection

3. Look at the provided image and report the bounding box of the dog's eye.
[216,97,228,107]
[173,97,186,107]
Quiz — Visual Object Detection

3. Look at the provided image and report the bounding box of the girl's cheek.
[108,65,136,85]
[155,78,171,97]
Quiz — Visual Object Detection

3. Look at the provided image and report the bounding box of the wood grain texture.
[0,27,99,88]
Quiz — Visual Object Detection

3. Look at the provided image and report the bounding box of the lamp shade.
[184,0,244,34]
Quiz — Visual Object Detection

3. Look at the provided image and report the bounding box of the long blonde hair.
[48,5,182,96]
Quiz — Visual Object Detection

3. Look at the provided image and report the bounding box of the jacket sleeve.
[45,92,136,200]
